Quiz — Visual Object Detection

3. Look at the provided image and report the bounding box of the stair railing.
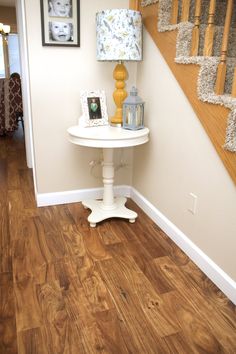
[190,0,202,56]
[232,68,236,97]
[171,0,179,25]
[129,0,139,10]
[215,0,233,95]
[203,0,216,56]
[181,0,190,22]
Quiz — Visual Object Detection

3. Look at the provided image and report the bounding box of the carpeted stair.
[141,0,236,152]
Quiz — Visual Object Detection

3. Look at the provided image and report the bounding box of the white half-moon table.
[67,125,149,227]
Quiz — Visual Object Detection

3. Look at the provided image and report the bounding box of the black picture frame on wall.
[40,0,80,47]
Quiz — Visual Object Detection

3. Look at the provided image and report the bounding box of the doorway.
[4,0,37,195]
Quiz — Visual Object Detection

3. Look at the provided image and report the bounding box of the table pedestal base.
[82,196,137,227]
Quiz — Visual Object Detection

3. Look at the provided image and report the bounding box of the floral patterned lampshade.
[96,9,142,61]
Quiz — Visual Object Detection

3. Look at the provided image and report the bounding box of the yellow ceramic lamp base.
[111,62,128,126]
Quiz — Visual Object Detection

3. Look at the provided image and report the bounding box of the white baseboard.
[36,185,131,207]
[36,185,236,305]
[131,187,236,305]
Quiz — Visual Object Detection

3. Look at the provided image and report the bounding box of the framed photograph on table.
[40,0,80,47]
[80,90,109,127]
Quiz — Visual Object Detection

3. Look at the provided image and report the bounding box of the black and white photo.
[49,22,73,42]
[40,0,80,46]
[48,0,72,18]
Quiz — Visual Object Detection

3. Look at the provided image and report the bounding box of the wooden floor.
[0,128,236,354]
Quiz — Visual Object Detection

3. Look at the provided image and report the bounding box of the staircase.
[130,0,236,184]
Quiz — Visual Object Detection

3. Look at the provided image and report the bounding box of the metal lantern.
[122,87,144,130]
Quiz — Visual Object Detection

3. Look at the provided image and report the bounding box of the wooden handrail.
[171,0,179,25]
[181,0,190,22]
[232,67,236,97]
[203,0,216,56]
[129,0,139,11]
[190,0,202,56]
[215,0,233,95]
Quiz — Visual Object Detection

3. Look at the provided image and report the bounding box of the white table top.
[67,125,149,148]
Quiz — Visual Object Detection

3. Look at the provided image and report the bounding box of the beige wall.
[0,6,17,32]
[25,0,134,193]
[134,29,236,281]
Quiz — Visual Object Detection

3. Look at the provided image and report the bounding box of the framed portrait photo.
[40,0,80,47]
[80,90,109,127]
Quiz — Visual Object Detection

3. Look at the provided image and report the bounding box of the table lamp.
[96,9,142,126]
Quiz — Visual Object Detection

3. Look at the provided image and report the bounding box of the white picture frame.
[80,90,109,127]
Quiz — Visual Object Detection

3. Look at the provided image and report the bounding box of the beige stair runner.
[141,0,236,153]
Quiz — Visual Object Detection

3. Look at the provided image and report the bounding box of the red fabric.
[0,75,23,135]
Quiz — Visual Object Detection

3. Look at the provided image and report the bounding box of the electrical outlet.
[188,193,198,214]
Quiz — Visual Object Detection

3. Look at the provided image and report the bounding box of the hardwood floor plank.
[162,290,225,353]
[94,308,131,354]
[12,217,57,282]
[0,206,12,273]
[0,139,7,159]
[8,189,38,223]
[41,322,86,354]
[7,155,21,190]
[125,201,191,266]
[14,276,43,332]
[36,216,68,261]
[0,273,17,354]
[18,169,37,209]
[155,256,236,351]
[82,227,111,262]
[60,277,112,353]
[161,332,198,354]
[75,320,109,354]
[98,244,180,339]
[181,259,236,323]
[61,223,86,258]
[97,222,123,245]
[66,203,91,230]
[0,243,12,273]
[112,220,154,260]
[18,327,48,354]
[106,222,174,294]
[78,262,114,314]
[36,280,68,325]
[0,159,7,203]
[37,258,80,286]
[39,205,76,228]
[62,275,93,324]
[97,258,170,352]
[118,217,169,259]
[32,216,67,262]
[141,259,174,295]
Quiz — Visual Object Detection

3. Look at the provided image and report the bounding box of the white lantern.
[123,87,144,130]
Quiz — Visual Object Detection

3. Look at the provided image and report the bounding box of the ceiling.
[0,0,15,6]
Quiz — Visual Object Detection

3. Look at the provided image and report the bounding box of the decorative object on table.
[96,9,142,126]
[123,86,144,130]
[80,90,108,127]
[40,0,80,47]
